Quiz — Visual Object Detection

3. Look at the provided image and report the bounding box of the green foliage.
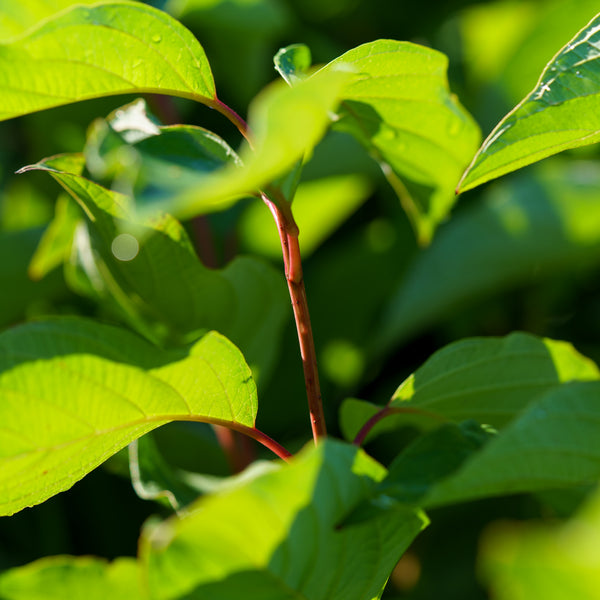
[2,1,600,598]
[459,11,600,192]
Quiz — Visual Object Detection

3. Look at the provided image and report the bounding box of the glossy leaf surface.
[320,40,480,244]
[141,440,427,600]
[0,2,217,121]
[0,317,257,515]
[459,12,600,192]
[0,556,142,600]
[274,43,312,85]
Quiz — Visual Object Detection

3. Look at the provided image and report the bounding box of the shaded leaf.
[320,40,480,244]
[0,317,257,515]
[377,161,600,351]
[0,556,142,600]
[0,2,218,122]
[421,381,600,507]
[21,159,289,382]
[0,228,68,327]
[129,433,201,512]
[459,12,600,192]
[140,439,427,600]
[341,332,599,442]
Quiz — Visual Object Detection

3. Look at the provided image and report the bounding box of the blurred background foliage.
[1,0,600,598]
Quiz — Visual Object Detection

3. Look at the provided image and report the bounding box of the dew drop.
[152,34,162,43]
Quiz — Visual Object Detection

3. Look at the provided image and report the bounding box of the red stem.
[262,193,326,443]
[353,406,447,447]
[212,97,253,146]
[214,99,326,445]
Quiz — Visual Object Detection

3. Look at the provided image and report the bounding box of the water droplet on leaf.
[152,34,162,43]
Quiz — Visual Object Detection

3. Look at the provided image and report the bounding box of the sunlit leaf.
[459,11,600,192]
[0,2,218,121]
[480,484,600,600]
[0,317,257,515]
[140,439,427,600]
[319,40,480,244]
[0,0,101,38]
[0,556,142,600]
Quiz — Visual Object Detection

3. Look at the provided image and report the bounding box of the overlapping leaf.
[0,2,218,121]
[341,332,599,441]
[319,40,480,244]
[22,153,288,382]
[141,69,350,219]
[459,11,600,192]
[140,440,427,600]
[0,317,257,515]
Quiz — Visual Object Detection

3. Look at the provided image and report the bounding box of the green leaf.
[144,69,351,219]
[391,332,599,427]
[140,439,427,600]
[0,556,142,600]
[341,332,599,442]
[21,159,289,383]
[319,40,480,244]
[274,43,312,85]
[480,484,600,600]
[0,316,257,516]
[0,1,218,122]
[421,381,600,506]
[83,99,242,211]
[0,0,102,38]
[378,161,600,351]
[458,12,600,193]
